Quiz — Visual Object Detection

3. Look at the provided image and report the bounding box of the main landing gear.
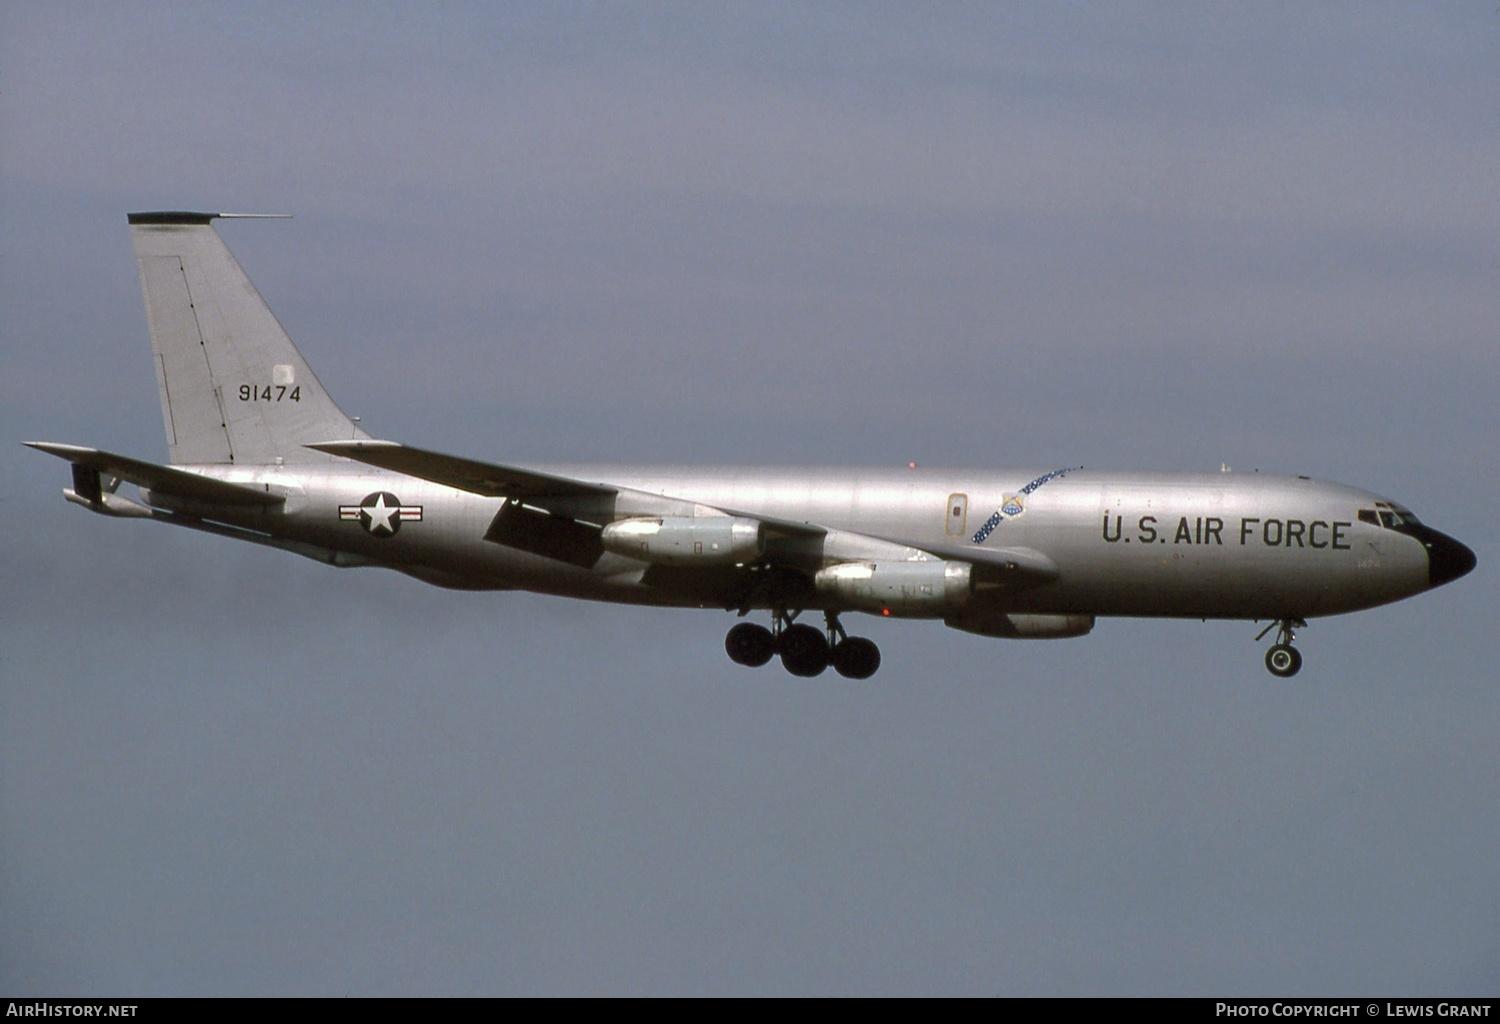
[1256,618,1305,677]
[725,611,882,679]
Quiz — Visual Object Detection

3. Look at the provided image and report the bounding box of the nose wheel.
[724,611,881,678]
[1256,618,1305,677]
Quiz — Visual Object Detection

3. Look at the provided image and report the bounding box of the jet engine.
[814,560,973,616]
[600,516,764,566]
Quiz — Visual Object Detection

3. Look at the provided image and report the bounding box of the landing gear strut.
[1256,618,1305,677]
[825,612,880,679]
[723,610,881,679]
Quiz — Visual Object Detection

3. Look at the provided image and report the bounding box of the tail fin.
[128,211,368,465]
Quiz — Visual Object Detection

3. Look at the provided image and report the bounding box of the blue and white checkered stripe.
[970,466,1078,545]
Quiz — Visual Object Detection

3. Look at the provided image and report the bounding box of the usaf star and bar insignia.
[339,491,423,536]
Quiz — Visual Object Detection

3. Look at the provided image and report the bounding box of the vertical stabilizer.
[128,211,368,465]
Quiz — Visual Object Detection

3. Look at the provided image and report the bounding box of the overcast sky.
[2,2,1496,996]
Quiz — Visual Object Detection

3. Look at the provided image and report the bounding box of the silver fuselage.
[166,463,1441,622]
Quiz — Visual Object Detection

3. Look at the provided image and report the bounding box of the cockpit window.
[1363,502,1423,531]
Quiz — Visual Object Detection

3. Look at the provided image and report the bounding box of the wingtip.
[23,441,92,457]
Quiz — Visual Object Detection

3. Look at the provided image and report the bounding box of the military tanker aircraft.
[28,213,1476,679]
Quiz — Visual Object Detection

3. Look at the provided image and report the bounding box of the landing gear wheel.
[832,637,881,679]
[779,623,830,677]
[725,622,775,667]
[1256,618,1306,677]
[1265,643,1302,678]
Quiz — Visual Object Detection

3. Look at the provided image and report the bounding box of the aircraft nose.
[1425,529,1477,588]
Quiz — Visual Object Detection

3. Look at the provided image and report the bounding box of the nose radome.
[1426,530,1477,588]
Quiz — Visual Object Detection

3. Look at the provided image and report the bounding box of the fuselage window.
[1359,509,1379,526]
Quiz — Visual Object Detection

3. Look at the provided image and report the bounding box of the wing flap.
[483,499,605,568]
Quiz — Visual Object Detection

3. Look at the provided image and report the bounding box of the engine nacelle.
[600,516,764,566]
[944,608,1095,639]
[814,560,973,616]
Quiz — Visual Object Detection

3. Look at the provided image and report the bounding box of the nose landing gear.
[724,611,882,679]
[1256,618,1305,677]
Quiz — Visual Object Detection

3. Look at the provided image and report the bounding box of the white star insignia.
[363,493,399,535]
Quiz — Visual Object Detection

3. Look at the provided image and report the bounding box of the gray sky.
[2,2,1496,996]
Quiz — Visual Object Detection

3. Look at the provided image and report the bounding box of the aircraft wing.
[706,505,827,541]
[308,440,1057,587]
[904,539,1060,585]
[24,442,286,507]
[310,439,826,537]
[307,440,616,498]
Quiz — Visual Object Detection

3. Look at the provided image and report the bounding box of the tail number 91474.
[238,384,301,402]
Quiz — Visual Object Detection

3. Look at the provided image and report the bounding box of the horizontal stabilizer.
[24,442,285,507]
[126,211,291,224]
[307,440,617,498]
